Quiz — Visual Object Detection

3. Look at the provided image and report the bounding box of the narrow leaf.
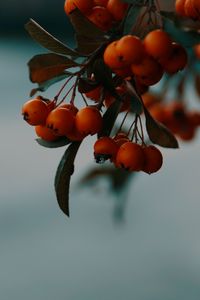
[75,34,106,55]
[99,100,122,137]
[125,81,143,114]
[28,53,78,83]
[93,58,117,96]
[25,19,82,57]
[55,141,82,216]
[144,106,179,148]
[36,137,71,148]
[69,9,106,39]
[69,9,107,55]
[163,17,200,47]
[123,5,142,35]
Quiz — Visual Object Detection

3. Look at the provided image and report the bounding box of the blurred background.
[1,0,200,299]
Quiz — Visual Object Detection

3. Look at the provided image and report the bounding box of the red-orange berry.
[142,145,163,174]
[87,6,113,31]
[66,125,86,141]
[116,142,145,171]
[143,29,173,61]
[194,44,200,59]
[113,133,130,147]
[22,98,49,126]
[132,56,163,86]
[35,125,59,142]
[160,43,188,74]
[115,35,145,65]
[184,0,199,19]
[84,86,102,102]
[94,136,119,162]
[46,107,75,136]
[142,93,161,109]
[93,0,108,7]
[191,0,200,14]
[188,111,200,127]
[59,103,79,115]
[175,0,187,17]
[64,0,93,15]
[107,0,128,21]
[103,41,126,69]
[75,106,103,135]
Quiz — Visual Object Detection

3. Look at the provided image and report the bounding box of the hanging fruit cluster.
[22,0,200,216]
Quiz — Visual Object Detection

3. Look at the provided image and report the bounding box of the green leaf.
[36,137,71,148]
[30,74,69,97]
[163,17,200,48]
[99,100,122,137]
[28,53,78,84]
[123,5,142,35]
[160,11,178,23]
[144,106,179,148]
[125,81,143,114]
[55,141,82,217]
[25,19,83,57]
[69,9,107,55]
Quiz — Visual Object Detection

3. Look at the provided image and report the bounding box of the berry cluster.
[22,0,200,216]
[22,97,104,142]
[104,30,188,87]
[143,93,200,142]
[94,136,163,174]
[64,0,128,31]
[175,0,200,20]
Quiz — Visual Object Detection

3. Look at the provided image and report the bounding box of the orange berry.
[188,111,200,127]
[149,103,168,124]
[191,0,200,14]
[103,41,126,69]
[94,136,119,162]
[66,125,86,141]
[84,86,102,102]
[160,43,188,74]
[46,107,75,136]
[134,78,149,95]
[164,102,187,134]
[178,122,196,141]
[113,133,130,147]
[75,106,103,135]
[104,86,130,112]
[194,44,200,59]
[64,0,93,15]
[107,0,128,21]
[93,0,108,7]
[142,93,161,109]
[116,142,145,171]
[132,56,163,86]
[175,0,187,16]
[22,98,49,126]
[35,125,58,142]
[59,103,79,115]
[142,145,163,174]
[184,0,199,19]
[143,29,173,61]
[87,6,113,31]
[115,35,145,65]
